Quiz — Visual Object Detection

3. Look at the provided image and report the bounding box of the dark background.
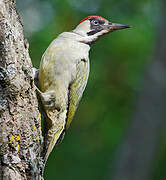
[16,0,166,179]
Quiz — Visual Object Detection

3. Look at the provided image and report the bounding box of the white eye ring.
[93,20,99,25]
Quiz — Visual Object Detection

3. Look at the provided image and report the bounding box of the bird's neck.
[58,31,98,46]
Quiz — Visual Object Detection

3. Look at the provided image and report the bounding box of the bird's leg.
[40,91,57,109]
[32,67,41,91]
[38,90,62,111]
[32,68,60,110]
[32,67,39,80]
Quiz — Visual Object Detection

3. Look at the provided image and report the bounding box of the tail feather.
[43,109,67,162]
[44,125,64,162]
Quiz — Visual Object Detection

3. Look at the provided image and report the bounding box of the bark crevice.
[0,0,44,179]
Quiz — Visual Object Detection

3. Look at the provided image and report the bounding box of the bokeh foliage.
[16,0,165,179]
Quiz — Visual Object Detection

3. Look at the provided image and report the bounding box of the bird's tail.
[43,109,67,162]
[44,125,64,162]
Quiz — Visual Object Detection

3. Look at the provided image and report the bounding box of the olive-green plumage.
[66,60,89,129]
[39,31,90,161]
[38,15,130,162]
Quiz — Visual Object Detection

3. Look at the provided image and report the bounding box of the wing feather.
[66,59,89,129]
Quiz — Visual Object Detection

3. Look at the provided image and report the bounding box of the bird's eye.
[93,20,99,25]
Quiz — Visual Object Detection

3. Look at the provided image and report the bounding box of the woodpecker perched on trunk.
[39,16,130,161]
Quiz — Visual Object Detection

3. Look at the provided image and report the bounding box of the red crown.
[79,16,106,24]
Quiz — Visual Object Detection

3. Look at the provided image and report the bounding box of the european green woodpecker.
[38,16,130,160]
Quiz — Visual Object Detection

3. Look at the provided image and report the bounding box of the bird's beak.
[106,23,131,32]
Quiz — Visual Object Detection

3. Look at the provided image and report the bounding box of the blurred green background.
[16,0,166,179]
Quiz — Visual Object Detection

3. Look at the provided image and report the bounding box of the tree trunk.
[111,1,166,180]
[0,0,43,179]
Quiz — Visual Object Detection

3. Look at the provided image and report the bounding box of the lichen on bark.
[0,0,44,179]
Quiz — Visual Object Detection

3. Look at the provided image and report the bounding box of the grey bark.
[111,1,166,180]
[0,0,44,179]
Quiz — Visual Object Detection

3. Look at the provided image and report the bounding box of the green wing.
[66,59,89,129]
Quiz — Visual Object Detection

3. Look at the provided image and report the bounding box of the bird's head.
[72,16,130,44]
